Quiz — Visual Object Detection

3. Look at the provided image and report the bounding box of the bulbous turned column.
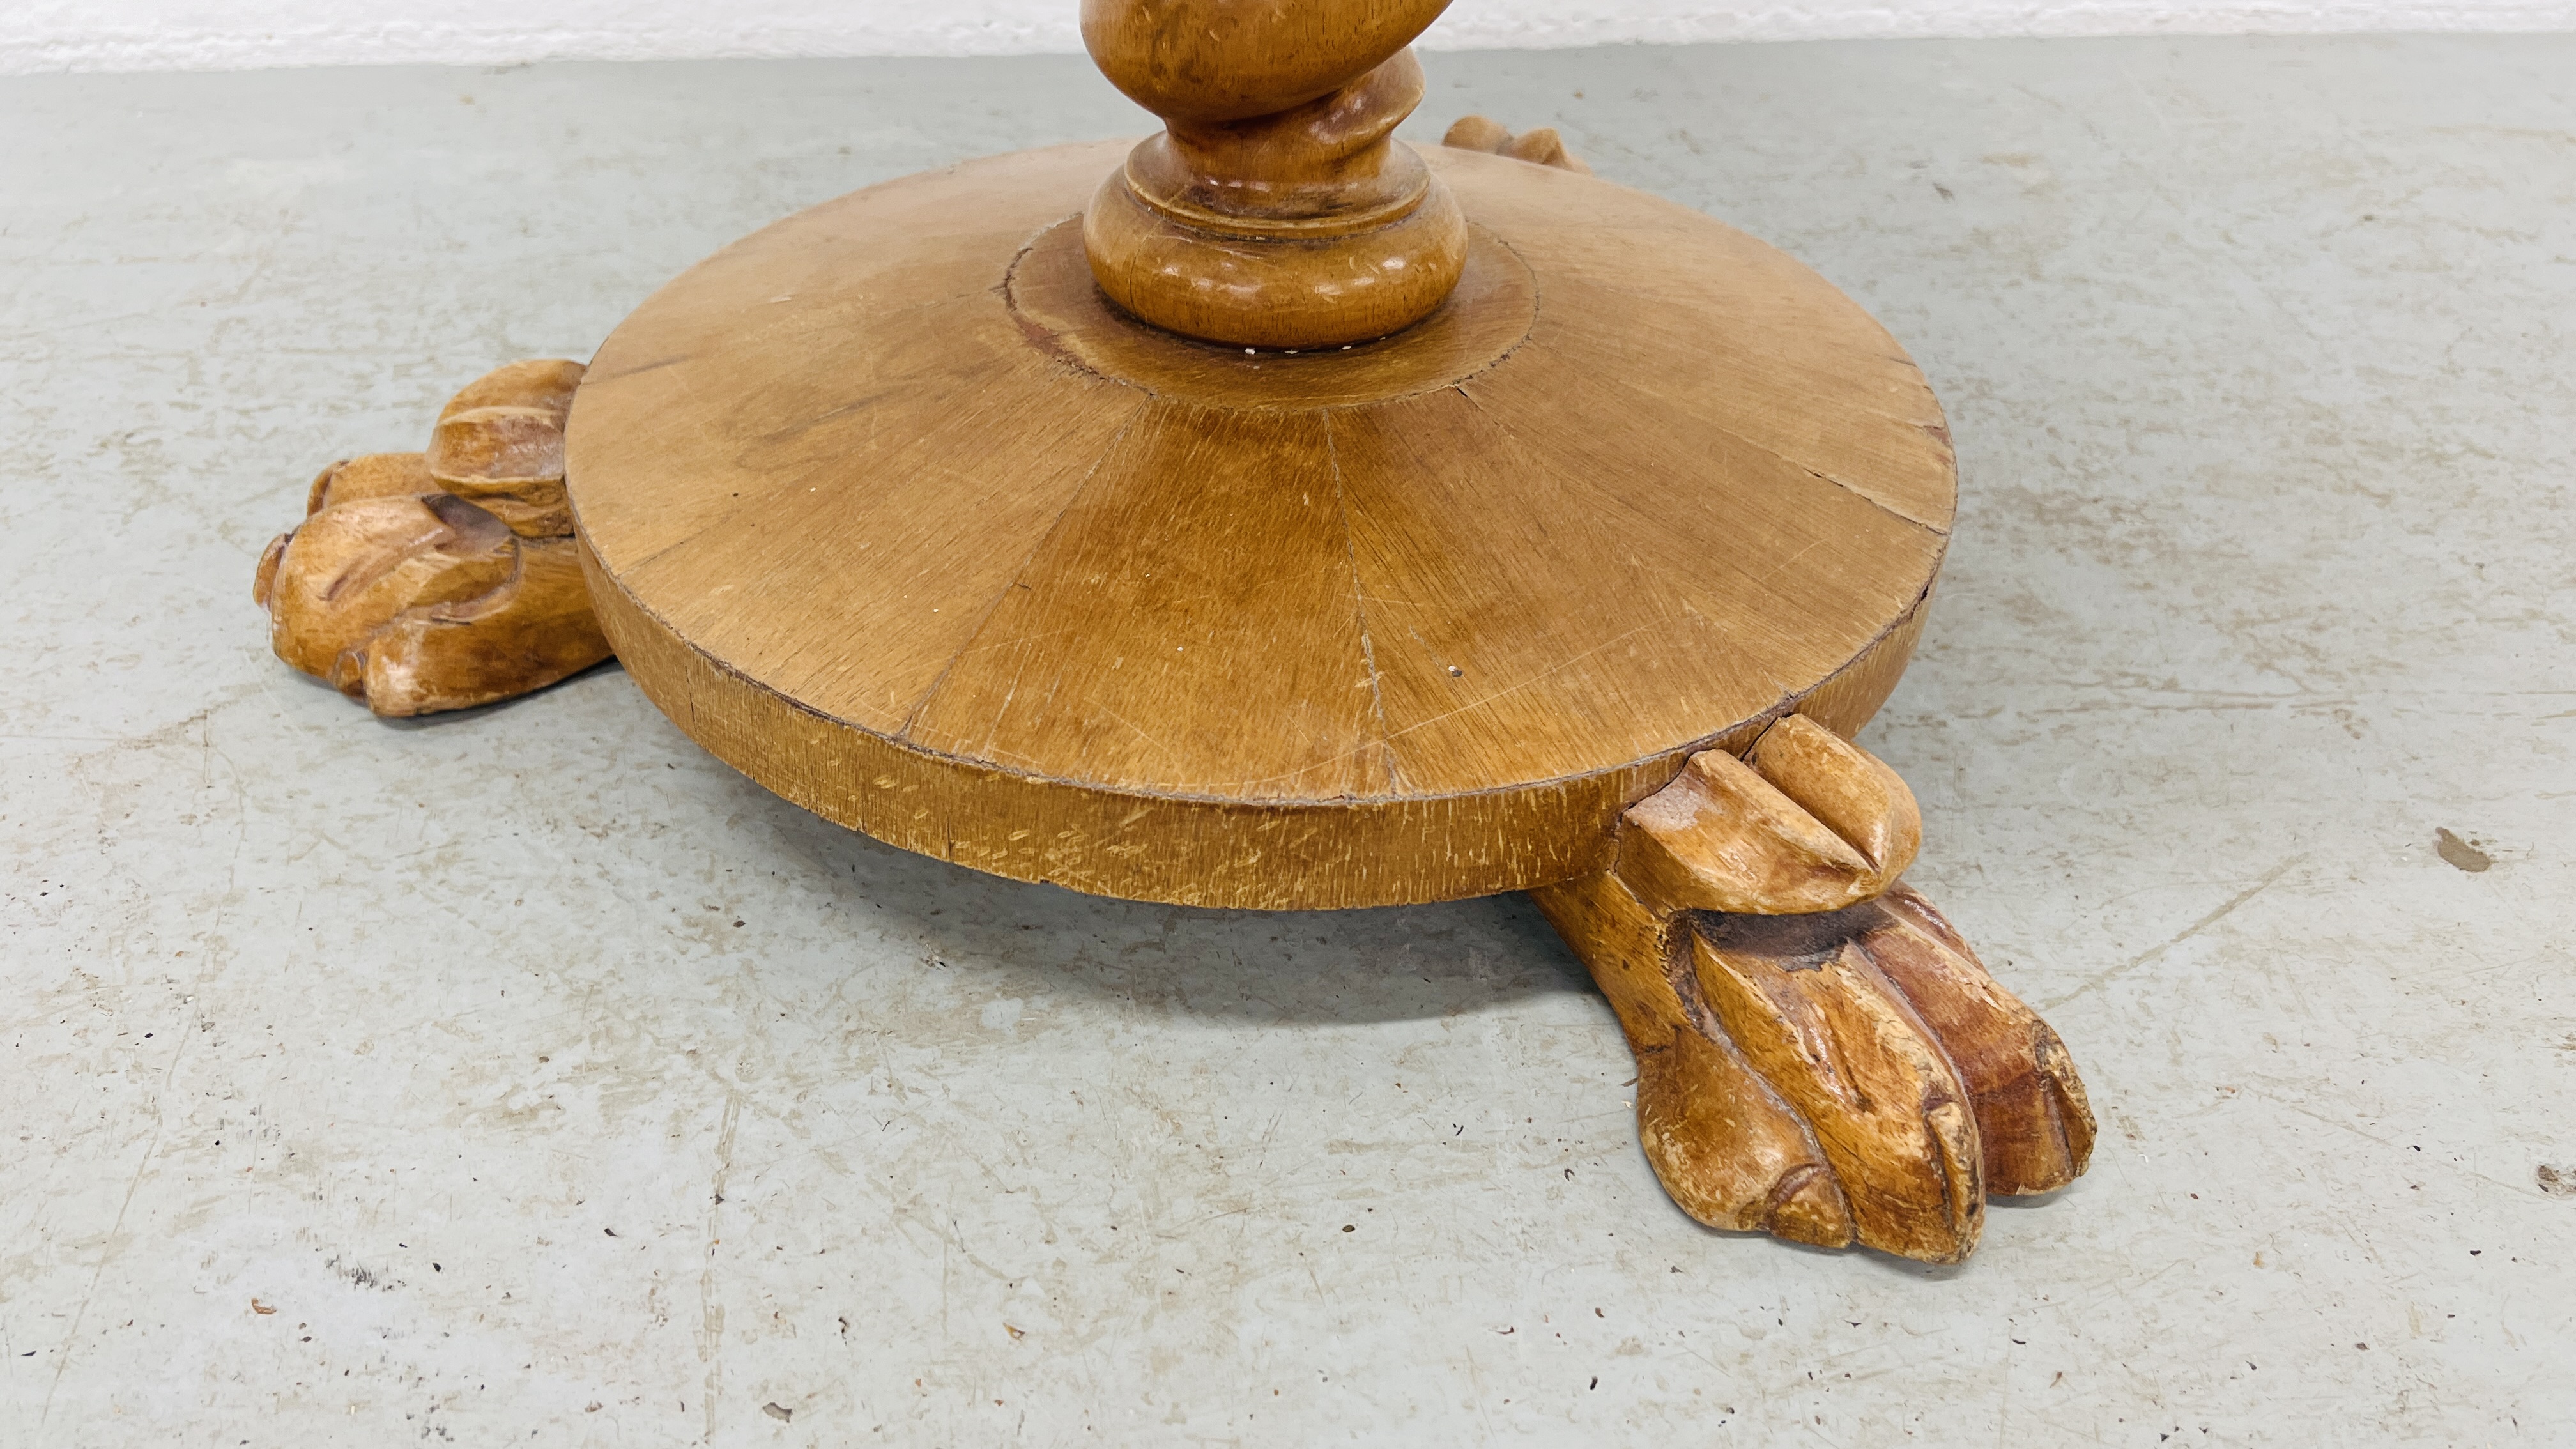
[1080,0,1468,349]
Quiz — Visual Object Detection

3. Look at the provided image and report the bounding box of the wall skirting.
[5,1,2571,75]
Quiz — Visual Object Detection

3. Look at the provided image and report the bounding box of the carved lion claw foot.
[1534,715,2096,1263]
[1442,114,1590,173]
[253,360,612,716]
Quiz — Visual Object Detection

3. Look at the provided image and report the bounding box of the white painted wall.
[5,0,2570,75]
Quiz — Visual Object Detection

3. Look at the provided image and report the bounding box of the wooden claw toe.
[1864,887,2097,1195]
[1637,1027,1855,1246]
[1442,115,1591,172]
[352,537,613,717]
[436,357,585,419]
[307,451,438,514]
[1692,913,1984,1263]
[1745,714,1922,884]
[263,493,521,680]
[1533,871,1853,1248]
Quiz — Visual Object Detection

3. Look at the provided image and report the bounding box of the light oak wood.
[1079,0,1467,347]
[1531,867,1855,1245]
[1618,715,1922,916]
[1536,717,2095,1262]
[243,40,2089,1260]
[1441,114,1591,173]
[255,360,611,716]
[565,139,1954,910]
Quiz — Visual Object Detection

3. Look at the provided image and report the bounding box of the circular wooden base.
[564,141,1954,910]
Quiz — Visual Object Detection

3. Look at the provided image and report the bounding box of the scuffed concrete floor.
[4,34,2572,1446]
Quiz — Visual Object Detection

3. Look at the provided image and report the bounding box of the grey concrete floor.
[4,34,2572,1447]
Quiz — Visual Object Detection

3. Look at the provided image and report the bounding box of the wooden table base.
[250,364,2092,1266]
[249,109,2095,1262]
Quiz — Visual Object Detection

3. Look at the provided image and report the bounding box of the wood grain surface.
[1535,717,2095,1263]
[566,140,1956,909]
[1441,114,1592,173]
[257,360,612,716]
[1079,0,1467,346]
